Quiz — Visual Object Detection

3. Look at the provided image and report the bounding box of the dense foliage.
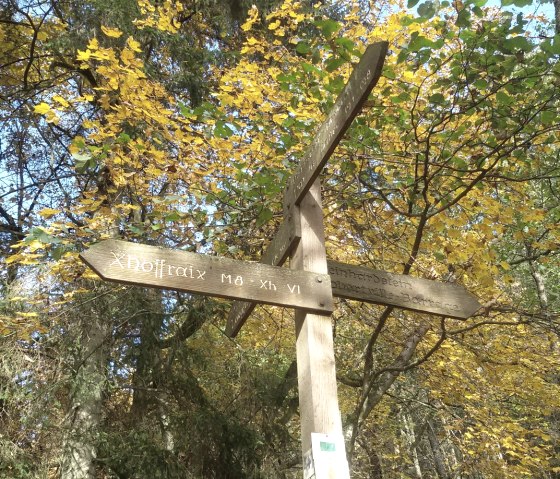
[1,0,559,477]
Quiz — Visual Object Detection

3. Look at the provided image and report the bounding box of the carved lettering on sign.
[327,264,412,290]
[327,260,480,319]
[81,240,334,314]
[111,251,207,281]
[260,280,277,291]
[287,284,301,294]
[222,274,244,286]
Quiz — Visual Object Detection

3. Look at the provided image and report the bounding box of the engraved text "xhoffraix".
[111,251,206,280]
[110,251,302,294]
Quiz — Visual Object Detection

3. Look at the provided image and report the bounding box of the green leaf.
[390,92,410,104]
[512,0,532,6]
[179,102,194,118]
[334,37,356,52]
[551,34,560,54]
[409,32,436,51]
[504,36,532,52]
[117,132,131,143]
[314,19,341,39]
[383,66,397,80]
[456,8,472,27]
[51,245,66,261]
[496,91,514,105]
[256,208,273,227]
[25,227,62,245]
[417,1,436,18]
[325,57,346,72]
[408,0,421,7]
[128,225,145,235]
[429,93,445,104]
[473,79,488,89]
[541,110,556,125]
[280,134,295,149]
[214,120,234,139]
[296,41,311,55]
[397,49,409,64]
[165,212,183,222]
[72,152,96,173]
[302,62,321,75]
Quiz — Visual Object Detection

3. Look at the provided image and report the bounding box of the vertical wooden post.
[290,181,350,478]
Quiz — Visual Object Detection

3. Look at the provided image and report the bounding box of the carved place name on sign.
[283,41,388,209]
[327,260,481,319]
[226,214,302,337]
[80,239,333,314]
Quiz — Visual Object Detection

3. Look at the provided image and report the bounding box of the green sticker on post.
[320,441,336,452]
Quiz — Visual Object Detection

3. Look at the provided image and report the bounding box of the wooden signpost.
[226,41,389,338]
[80,40,482,479]
[327,260,480,319]
[80,239,333,314]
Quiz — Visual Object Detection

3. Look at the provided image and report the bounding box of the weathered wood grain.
[292,182,349,477]
[283,41,388,209]
[80,239,333,313]
[327,260,481,319]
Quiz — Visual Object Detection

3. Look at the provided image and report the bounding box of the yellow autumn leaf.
[7,253,42,265]
[27,240,46,253]
[87,37,99,51]
[101,25,123,38]
[241,5,259,31]
[272,113,288,124]
[34,102,51,114]
[52,95,70,108]
[126,36,142,53]
[77,49,91,62]
[38,207,61,219]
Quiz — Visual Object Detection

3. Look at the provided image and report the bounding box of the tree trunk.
[528,256,548,310]
[60,216,119,478]
[130,289,164,419]
[427,419,450,479]
[60,308,111,479]
[347,322,431,463]
[128,288,177,453]
[402,413,423,479]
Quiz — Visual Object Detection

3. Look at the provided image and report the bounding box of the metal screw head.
[316,276,323,283]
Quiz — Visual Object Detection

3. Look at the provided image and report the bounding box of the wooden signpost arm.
[292,181,350,478]
[284,41,388,209]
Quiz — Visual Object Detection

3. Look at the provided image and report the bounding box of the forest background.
[1,0,560,477]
